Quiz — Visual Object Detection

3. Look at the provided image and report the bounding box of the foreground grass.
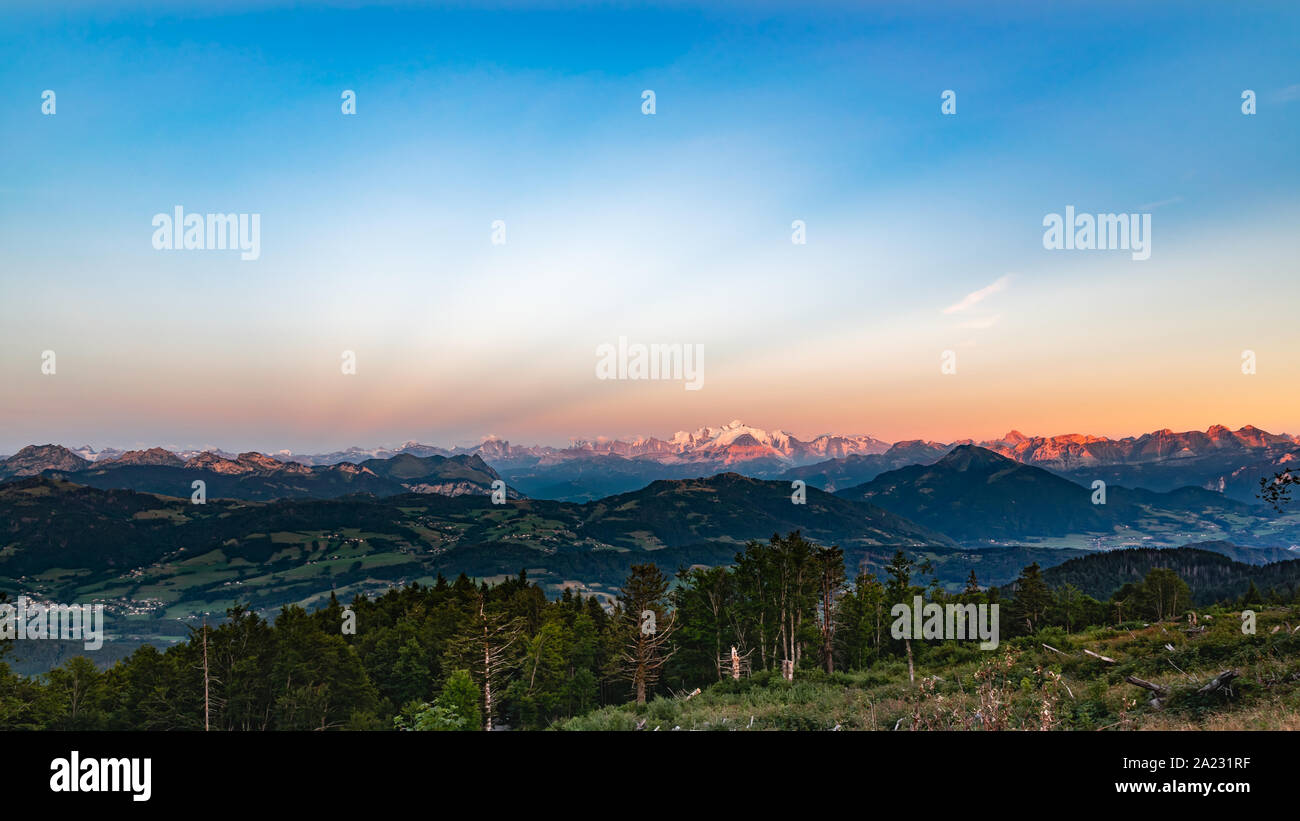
[560,606,1300,731]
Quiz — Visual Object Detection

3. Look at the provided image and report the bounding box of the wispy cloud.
[943,275,1011,315]
[1273,84,1300,103]
[1137,196,1183,210]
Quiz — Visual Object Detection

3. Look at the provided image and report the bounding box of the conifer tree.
[1008,563,1052,634]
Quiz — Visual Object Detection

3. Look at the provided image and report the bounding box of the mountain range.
[3,421,1298,505]
[834,445,1267,543]
[983,424,1300,499]
[265,421,891,468]
[0,445,509,502]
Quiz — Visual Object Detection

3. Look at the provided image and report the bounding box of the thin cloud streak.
[943,275,1011,315]
[1137,196,1183,210]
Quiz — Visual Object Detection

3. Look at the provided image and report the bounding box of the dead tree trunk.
[483,642,493,730]
[1124,675,1169,696]
[202,621,210,732]
[480,599,495,731]
[1125,675,1170,709]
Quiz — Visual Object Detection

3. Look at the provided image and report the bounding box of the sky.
[1,1,1298,454]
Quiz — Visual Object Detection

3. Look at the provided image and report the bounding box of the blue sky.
[1,1,1298,453]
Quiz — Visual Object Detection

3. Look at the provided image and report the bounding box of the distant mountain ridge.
[0,446,511,502]
[578,471,951,549]
[836,445,1270,543]
[0,471,951,585]
[4,422,1298,502]
[101,447,186,468]
[793,425,1300,503]
[979,425,1300,499]
[0,444,91,476]
[780,440,954,491]
[273,420,891,470]
[981,424,1295,469]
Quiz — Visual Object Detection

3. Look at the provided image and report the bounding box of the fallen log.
[1125,675,1170,697]
[1084,649,1116,663]
[1197,670,1239,695]
[1262,671,1300,689]
[1125,675,1169,710]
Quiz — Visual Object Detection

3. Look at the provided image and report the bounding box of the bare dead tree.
[189,619,222,730]
[719,645,754,680]
[621,609,677,704]
[471,594,522,731]
[202,620,210,732]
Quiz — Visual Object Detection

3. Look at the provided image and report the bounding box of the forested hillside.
[4,532,1297,731]
[1038,548,1300,605]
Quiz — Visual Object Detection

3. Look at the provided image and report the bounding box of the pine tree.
[884,550,919,684]
[1008,563,1052,634]
[815,545,846,674]
[1241,579,1263,609]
